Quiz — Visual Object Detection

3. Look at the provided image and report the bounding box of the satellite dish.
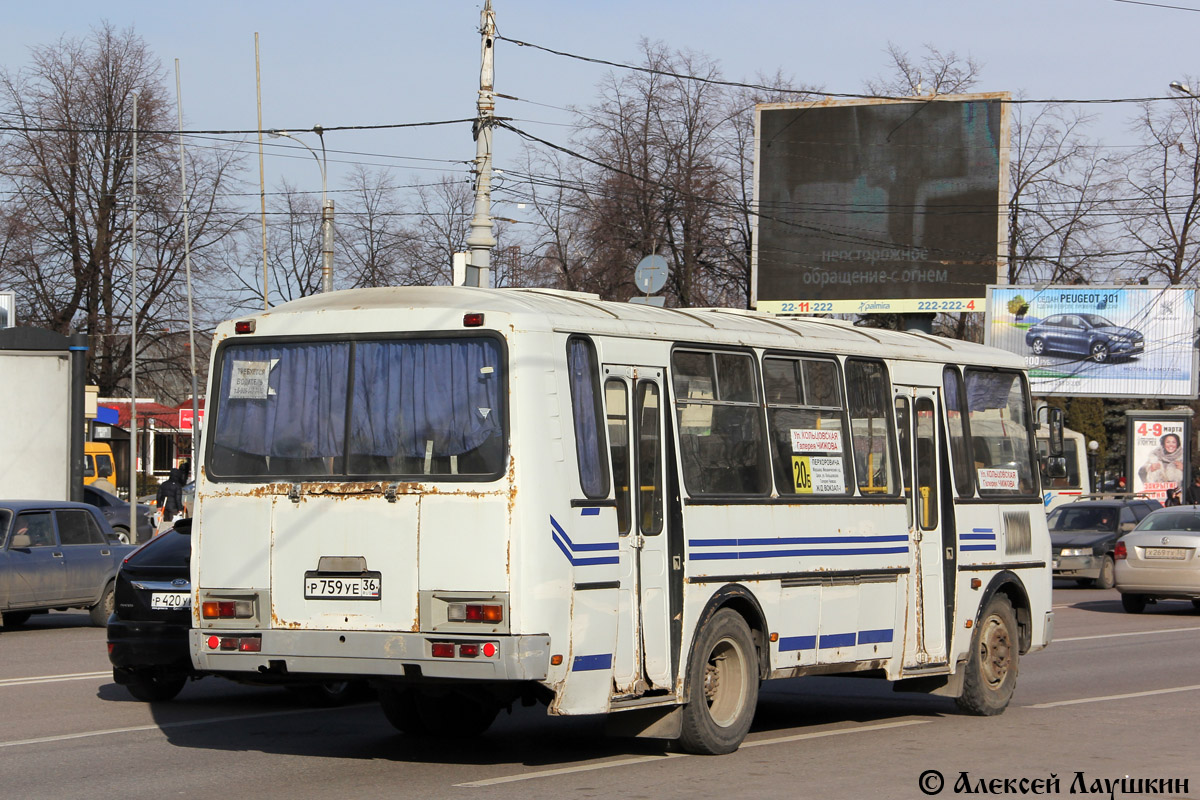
[634,254,668,295]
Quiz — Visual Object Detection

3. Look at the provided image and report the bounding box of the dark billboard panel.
[753,94,1009,314]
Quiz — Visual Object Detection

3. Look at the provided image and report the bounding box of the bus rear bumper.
[190,628,552,682]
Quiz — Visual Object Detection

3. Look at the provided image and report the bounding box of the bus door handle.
[52,551,64,558]
[913,530,923,543]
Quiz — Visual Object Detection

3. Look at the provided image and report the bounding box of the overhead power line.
[495,33,1182,107]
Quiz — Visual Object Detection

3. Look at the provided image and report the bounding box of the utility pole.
[465,0,496,288]
[317,127,335,294]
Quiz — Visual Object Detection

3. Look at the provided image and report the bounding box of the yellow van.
[84,441,116,488]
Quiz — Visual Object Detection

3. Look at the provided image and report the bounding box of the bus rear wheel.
[956,594,1018,716]
[378,685,498,737]
[677,608,759,755]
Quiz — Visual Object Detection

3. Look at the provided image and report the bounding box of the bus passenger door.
[604,366,672,696]
[895,387,948,667]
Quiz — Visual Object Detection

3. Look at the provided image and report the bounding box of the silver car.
[1114,505,1200,613]
[0,500,136,629]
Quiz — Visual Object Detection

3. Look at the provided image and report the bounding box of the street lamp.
[268,128,335,293]
[1088,439,1100,492]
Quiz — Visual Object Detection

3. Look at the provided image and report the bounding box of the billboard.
[985,285,1198,399]
[752,93,1009,315]
[1126,413,1190,503]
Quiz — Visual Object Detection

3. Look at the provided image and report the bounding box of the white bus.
[191,287,1053,754]
[1036,426,1090,512]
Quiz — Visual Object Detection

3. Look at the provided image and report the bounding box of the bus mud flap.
[604,705,683,740]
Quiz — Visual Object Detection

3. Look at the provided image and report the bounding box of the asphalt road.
[2,582,1198,800]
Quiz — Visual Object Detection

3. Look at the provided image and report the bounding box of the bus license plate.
[1144,548,1187,560]
[304,576,381,599]
[150,592,191,610]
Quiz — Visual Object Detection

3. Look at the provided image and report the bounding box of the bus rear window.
[209,337,505,480]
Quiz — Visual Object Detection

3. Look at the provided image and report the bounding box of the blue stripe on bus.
[572,654,612,671]
[857,628,894,644]
[780,629,895,651]
[551,531,620,566]
[689,535,909,547]
[779,635,817,651]
[960,544,997,551]
[580,507,600,516]
[960,533,996,540]
[551,515,619,552]
[973,528,994,533]
[689,546,909,561]
[819,632,857,649]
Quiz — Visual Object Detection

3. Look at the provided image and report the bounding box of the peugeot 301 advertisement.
[985,286,1198,399]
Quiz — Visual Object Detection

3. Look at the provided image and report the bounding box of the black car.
[1024,313,1144,363]
[108,520,366,703]
[1049,497,1162,588]
[83,485,156,545]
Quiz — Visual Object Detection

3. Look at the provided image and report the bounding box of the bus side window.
[942,367,973,497]
[567,337,610,499]
[846,359,897,496]
[606,379,631,534]
[671,350,769,497]
[764,356,851,497]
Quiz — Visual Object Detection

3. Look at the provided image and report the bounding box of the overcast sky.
[1,0,1196,206]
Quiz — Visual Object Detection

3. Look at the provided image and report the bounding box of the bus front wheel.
[956,594,1018,716]
[677,608,759,755]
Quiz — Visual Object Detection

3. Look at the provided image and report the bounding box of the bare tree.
[867,42,983,97]
[0,23,242,397]
[396,175,475,286]
[1007,101,1110,285]
[340,165,410,288]
[1116,89,1200,284]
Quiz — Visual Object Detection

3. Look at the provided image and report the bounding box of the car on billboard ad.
[985,285,1197,399]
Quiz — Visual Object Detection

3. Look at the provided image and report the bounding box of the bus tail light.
[201,600,254,619]
[429,641,497,659]
[447,603,503,623]
[206,635,262,651]
[234,320,256,334]
[1115,541,1128,560]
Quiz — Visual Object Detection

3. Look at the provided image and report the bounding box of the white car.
[1114,506,1200,613]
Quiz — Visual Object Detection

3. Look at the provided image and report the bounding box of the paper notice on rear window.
[791,429,842,453]
[229,360,273,400]
[977,467,1020,491]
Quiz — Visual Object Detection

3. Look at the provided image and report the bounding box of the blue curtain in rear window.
[349,339,502,458]
[214,343,349,457]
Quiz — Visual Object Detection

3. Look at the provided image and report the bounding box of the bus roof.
[221,286,1025,369]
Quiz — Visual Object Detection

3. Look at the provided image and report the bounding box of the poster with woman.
[1130,417,1189,503]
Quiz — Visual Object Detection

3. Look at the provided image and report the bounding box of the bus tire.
[956,594,1018,716]
[677,608,758,755]
[2,611,31,628]
[378,685,498,737]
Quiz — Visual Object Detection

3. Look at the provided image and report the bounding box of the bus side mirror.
[1045,455,1067,480]
[1047,407,1064,458]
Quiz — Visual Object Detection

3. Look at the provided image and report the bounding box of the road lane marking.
[0,704,358,749]
[1029,684,1200,708]
[1053,624,1200,643]
[0,671,110,688]
[454,719,929,787]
